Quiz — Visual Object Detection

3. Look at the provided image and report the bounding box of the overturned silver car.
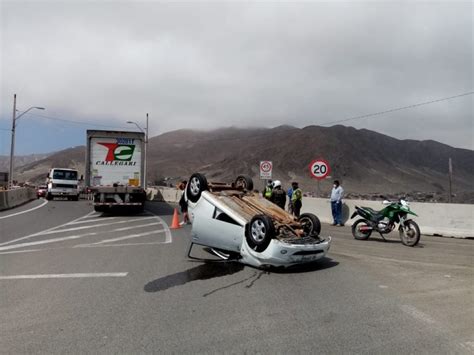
[185,173,331,268]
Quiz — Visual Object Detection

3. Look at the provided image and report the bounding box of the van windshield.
[52,170,78,180]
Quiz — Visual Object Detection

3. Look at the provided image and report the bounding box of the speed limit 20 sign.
[309,159,330,180]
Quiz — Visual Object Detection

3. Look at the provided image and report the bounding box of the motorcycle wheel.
[352,219,372,240]
[399,220,420,247]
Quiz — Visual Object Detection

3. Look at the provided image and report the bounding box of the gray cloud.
[1,0,472,149]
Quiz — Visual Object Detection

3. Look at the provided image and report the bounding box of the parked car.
[185,173,331,268]
[36,185,47,199]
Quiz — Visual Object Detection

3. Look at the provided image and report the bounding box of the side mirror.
[80,175,84,181]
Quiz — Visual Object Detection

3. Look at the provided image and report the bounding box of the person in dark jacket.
[270,180,286,210]
[178,180,190,225]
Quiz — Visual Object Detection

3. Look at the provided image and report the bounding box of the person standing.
[178,180,190,225]
[287,185,294,214]
[264,180,273,200]
[291,182,303,218]
[270,180,286,209]
[331,180,344,226]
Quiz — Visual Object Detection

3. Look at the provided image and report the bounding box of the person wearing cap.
[331,180,344,226]
[264,179,273,200]
[270,180,286,209]
[291,182,303,217]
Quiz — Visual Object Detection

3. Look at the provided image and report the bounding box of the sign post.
[259,161,273,180]
[309,159,331,197]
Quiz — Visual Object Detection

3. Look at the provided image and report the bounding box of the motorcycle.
[350,199,420,246]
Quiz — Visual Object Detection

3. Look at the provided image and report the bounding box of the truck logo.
[98,143,135,162]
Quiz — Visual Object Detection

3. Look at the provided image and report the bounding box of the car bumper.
[49,189,78,196]
[240,237,331,268]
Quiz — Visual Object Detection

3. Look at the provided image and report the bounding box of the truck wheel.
[186,173,208,203]
[246,215,275,252]
[299,213,321,237]
[94,206,105,213]
[46,193,52,201]
[234,175,254,191]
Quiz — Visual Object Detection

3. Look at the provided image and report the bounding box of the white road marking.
[400,305,436,324]
[114,222,162,231]
[87,230,165,245]
[26,217,157,236]
[0,272,128,280]
[0,199,48,220]
[378,285,388,289]
[0,249,43,255]
[0,211,96,247]
[68,217,118,225]
[147,210,172,244]
[0,233,98,251]
[75,241,169,248]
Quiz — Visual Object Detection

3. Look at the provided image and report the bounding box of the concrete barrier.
[153,186,473,238]
[302,198,474,239]
[0,188,37,211]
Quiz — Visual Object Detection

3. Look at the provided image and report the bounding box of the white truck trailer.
[85,130,146,213]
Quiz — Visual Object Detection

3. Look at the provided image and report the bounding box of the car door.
[190,194,244,253]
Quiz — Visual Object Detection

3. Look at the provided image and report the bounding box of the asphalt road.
[1,199,472,354]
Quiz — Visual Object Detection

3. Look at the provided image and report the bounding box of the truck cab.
[46,168,80,201]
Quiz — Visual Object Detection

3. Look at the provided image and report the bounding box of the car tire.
[234,175,254,191]
[299,213,321,237]
[246,214,275,252]
[186,173,208,203]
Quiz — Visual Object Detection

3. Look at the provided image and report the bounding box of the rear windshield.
[52,170,78,180]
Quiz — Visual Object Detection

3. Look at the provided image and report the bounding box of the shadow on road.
[144,262,245,293]
[269,257,339,274]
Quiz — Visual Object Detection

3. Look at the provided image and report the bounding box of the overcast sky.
[0,0,472,155]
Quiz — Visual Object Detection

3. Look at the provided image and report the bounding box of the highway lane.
[1,200,473,354]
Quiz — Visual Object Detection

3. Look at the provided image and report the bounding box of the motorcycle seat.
[361,207,384,221]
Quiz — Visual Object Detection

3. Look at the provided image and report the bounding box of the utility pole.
[448,157,453,203]
[145,113,149,187]
[8,94,45,189]
[8,94,17,189]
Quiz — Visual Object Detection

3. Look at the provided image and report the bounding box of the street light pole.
[145,113,149,188]
[8,94,45,188]
[8,94,17,189]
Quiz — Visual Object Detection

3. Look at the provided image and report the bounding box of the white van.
[46,168,80,201]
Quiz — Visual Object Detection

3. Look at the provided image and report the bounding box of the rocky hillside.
[14,126,474,202]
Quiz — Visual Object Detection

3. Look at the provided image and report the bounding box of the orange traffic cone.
[170,208,181,229]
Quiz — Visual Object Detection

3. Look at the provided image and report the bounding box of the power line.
[319,91,474,126]
[23,112,131,130]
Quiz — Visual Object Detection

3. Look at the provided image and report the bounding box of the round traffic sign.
[309,159,330,180]
[260,161,272,173]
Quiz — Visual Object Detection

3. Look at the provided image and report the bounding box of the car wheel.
[246,215,275,252]
[234,175,254,191]
[186,173,208,203]
[299,213,321,237]
[46,193,52,201]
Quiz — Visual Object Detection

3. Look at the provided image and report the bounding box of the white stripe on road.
[26,217,157,236]
[114,222,162,231]
[0,272,128,280]
[147,211,172,244]
[0,249,43,255]
[0,199,48,220]
[68,217,118,225]
[0,233,97,251]
[85,230,165,245]
[76,241,170,248]
[0,211,96,247]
